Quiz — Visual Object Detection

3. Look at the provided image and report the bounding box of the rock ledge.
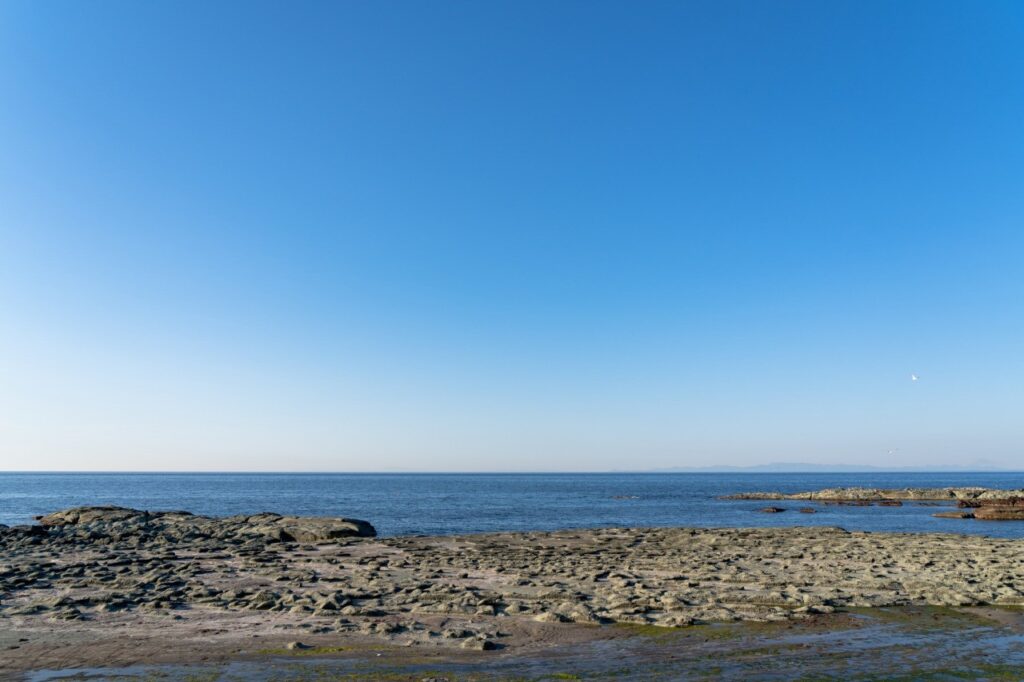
[31,505,376,543]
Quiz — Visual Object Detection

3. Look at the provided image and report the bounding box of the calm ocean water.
[3,472,1024,538]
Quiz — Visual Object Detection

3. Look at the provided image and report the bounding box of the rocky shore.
[4,505,1024,674]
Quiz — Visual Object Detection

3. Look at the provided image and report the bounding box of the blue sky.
[1,1,1022,471]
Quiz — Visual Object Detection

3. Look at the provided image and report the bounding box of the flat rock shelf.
[4,506,1024,675]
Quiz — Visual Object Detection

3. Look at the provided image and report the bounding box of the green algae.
[846,605,999,629]
[844,662,1024,681]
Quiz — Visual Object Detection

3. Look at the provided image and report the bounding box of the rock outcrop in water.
[722,487,1024,502]
[33,505,377,542]
[958,498,1024,521]
[725,488,1024,522]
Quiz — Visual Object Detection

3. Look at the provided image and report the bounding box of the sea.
[3,471,1024,539]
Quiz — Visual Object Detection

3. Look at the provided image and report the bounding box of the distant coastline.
[647,462,1015,473]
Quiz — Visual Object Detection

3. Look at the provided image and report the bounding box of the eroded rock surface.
[4,506,1024,671]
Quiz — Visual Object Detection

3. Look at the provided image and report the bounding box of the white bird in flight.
[910,373,919,382]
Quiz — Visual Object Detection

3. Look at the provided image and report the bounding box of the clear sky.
[1,1,1022,472]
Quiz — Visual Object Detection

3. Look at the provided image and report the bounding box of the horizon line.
[1,469,1022,475]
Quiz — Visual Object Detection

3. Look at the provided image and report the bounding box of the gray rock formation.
[33,505,376,542]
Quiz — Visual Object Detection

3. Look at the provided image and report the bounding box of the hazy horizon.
[0,464,1020,474]
[2,1,1022,472]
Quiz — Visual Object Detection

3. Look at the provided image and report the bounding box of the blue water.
[3,472,1024,538]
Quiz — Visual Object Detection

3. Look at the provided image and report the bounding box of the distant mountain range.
[649,461,1014,473]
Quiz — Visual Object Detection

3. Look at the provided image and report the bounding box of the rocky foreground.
[4,506,1024,672]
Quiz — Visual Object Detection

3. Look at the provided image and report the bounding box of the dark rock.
[258,517,377,543]
[10,525,48,537]
[759,507,786,513]
[959,497,1024,509]
[461,637,497,650]
[958,497,1024,520]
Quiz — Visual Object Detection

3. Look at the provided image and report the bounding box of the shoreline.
[8,606,1024,680]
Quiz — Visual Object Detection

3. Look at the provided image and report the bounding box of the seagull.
[910,374,919,382]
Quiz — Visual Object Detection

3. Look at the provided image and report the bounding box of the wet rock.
[958,498,1024,520]
[974,507,1024,521]
[759,507,786,513]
